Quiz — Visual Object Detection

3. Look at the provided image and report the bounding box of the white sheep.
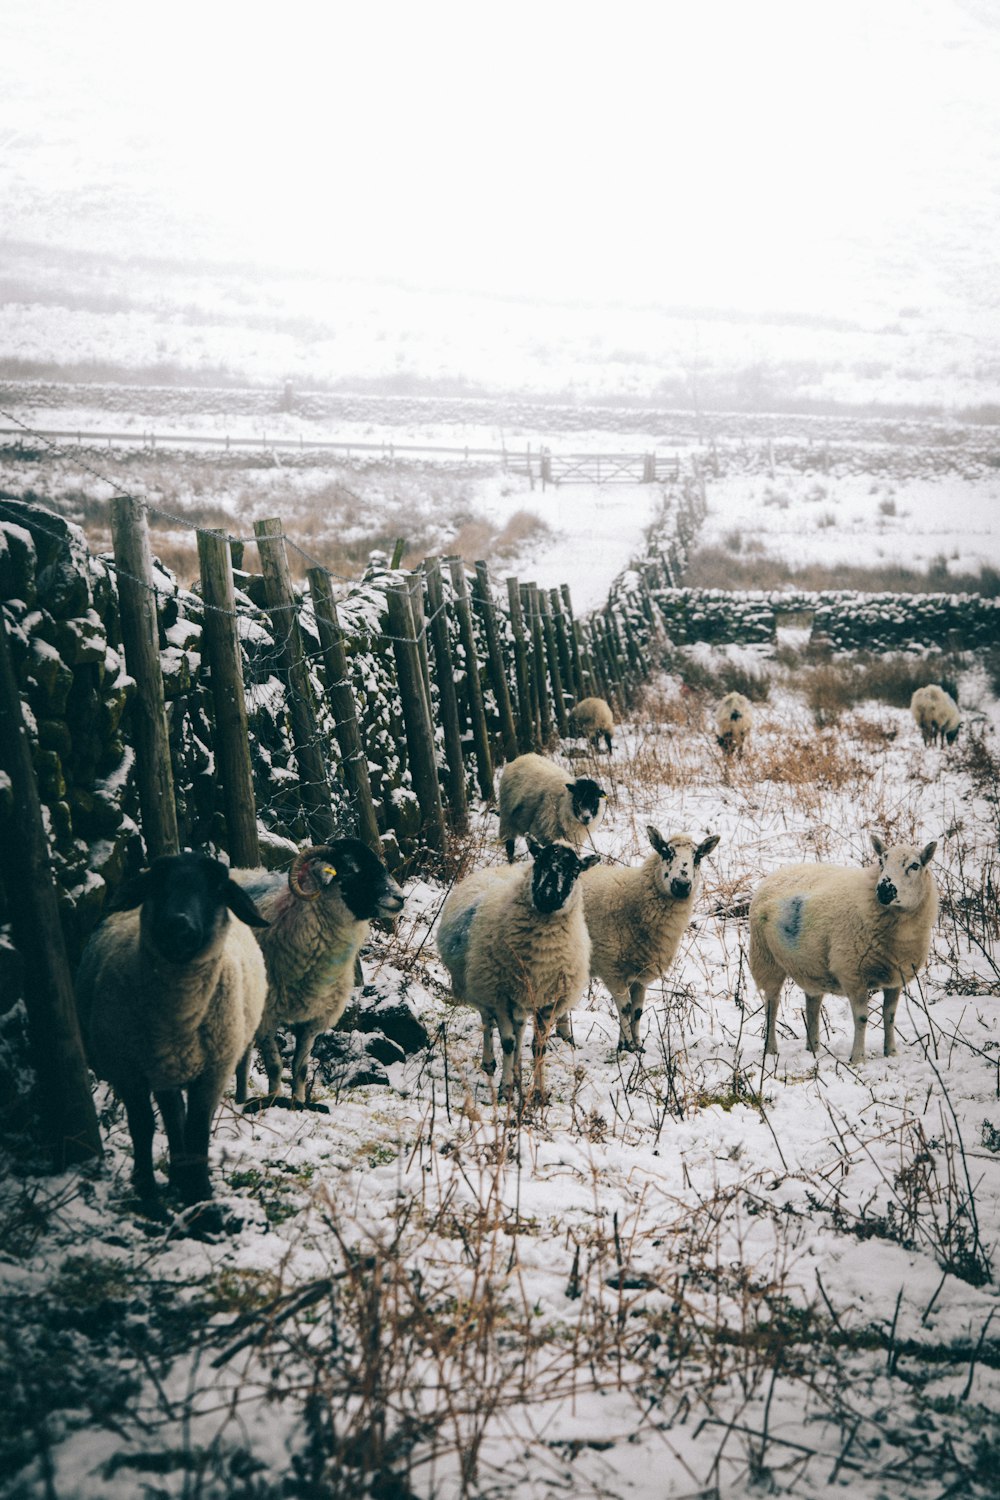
[437,840,599,1098]
[233,838,405,1109]
[910,684,961,747]
[75,851,269,1224]
[581,826,720,1052]
[571,696,615,754]
[715,691,754,756]
[749,834,939,1063]
[498,752,607,863]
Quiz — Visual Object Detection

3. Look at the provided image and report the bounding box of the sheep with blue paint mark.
[437,840,599,1097]
[498,752,607,863]
[749,834,939,1063]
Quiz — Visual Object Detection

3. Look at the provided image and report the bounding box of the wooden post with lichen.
[385,578,446,850]
[473,560,518,764]
[446,557,494,801]
[506,576,535,752]
[424,558,469,831]
[523,582,552,746]
[559,583,585,701]
[539,590,570,737]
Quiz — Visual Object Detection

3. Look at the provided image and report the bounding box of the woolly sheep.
[910,684,961,747]
[75,851,269,1223]
[715,691,754,756]
[437,840,599,1097]
[571,696,615,754]
[233,838,405,1109]
[581,826,720,1052]
[498,752,607,863]
[749,834,938,1064]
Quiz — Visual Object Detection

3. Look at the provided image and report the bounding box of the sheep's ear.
[870,834,887,861]
[646,825,668,856]
[110,869,151,911]
[695,834,721,864]
[578,854,600,872]
[526,837,545,860]
[565,782,577,794]
[919,841,938,867]
[225,880,270,928]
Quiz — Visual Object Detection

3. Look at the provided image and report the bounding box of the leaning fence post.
[253,518,338,842]
[538,590,570,737]
[446,557,494,801]
[559,583,586,700]
[524,583,553,745]
[385,578,446,851]
[549,588,577,706]
[307,567,383,855]
[109,495,180,860]
[197,530,260,866]
[505,576,535,753]
[0,613,102,1168]
[424,559,469,831]
[473,560,518,765]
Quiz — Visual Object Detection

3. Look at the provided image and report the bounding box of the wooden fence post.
[559,583,585,700]
[197,530,260,867]
[307,567,383,855]
[0,614,102,1167]
[523,583,552,745]
[446,557,494,801]
[549,588,577,706]
[423,559,469,831]
[538,590,570,737]
[109,495,180,860]
[505,576,535,753]
[518,583,543,747]
[385,579,446,850]
[473,561,518,765]
[253,518,338,842]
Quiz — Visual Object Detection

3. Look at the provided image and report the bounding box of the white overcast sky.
[2,0,998,319]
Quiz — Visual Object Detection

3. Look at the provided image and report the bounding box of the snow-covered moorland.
[3,647,1000,1500]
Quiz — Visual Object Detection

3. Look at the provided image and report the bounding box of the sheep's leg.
[155,1088,187,1185]
[234,1044,252,1105]
[174,1073,222,1206]
[504,838,516,864]
[531,1008,553,1100]
[496,1011,521,1099]
[121,1081,158,1202]
[481,1016,497,1075]
[290,1022,329,1112]
[603,731,612,754]
[847,992,870,1064]
[762,985,783,1055]
[882,987,901,1056]
[555,1011,575,1045]
[627,982,647,1053]
[803,994,823,1054]
[257,1030,284,1098]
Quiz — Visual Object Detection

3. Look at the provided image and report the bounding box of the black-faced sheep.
[571,696,615,754]
[498,752,607,863]
[749,834,938,1064]
[437,840,599,1098]
[910,684,961,747]
[581,826,720,1052]
[75,851,269,1221]
[715,691,754,756]
[233,839,405,1109]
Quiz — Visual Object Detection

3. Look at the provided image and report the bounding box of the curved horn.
[288,845,331,901]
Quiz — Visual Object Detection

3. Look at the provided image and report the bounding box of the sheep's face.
[647,827,721,902]
[568,777,607,831]
[527,840,600,914]
[118,851,269,964]
[871,836,937,910]
[298,838,406,922]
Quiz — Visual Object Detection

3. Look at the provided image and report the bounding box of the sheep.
[497,752,607,863]
[437,840,599,1098]
[571,696,615,754]
[580,826,721,1053]
[74,851,269,1223]
[910,684,961,747]
[715,691,754,756]
[232,838,405,1109]
[748,834,938,1064]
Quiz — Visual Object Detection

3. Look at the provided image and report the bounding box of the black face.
[312,838,406,921]
[529,842,600,914]
[116,851,268,964]
[569,777,606,825]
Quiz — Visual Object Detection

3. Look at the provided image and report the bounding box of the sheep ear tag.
[321,864,337,882]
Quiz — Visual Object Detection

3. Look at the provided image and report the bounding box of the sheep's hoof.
[287,1098,330,1114]
[176,1200,238,1241]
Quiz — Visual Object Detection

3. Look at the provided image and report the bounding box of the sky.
[2,0,999,325]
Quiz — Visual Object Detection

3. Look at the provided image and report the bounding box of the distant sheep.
[910,684,961,747]
[571,696,615,754]
[75,852,269,1223]
[715,691,754,756]
[438,840,599,1097]
[498,752,607,863]
[581,826,720,1052]
[233,839,405,1109]
[749,834,938,1063]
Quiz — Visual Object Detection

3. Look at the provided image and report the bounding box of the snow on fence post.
[523,582,553,746]
[253,517,338,843]
[559,583,586,701]
[307,566,383,855]
[505,576,536,753]
[538,589,570,738]
[197,528,260,867]
[423,558,469,832]
[405,570,434,722]
[109,494,180,861]
[385,577,446,853]
[446,557,495,802]
[473,560,519,765]
[0,613,103,1169]
[549,587,578,704]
